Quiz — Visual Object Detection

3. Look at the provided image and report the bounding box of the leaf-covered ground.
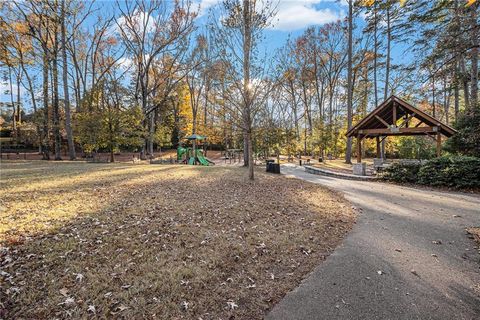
[0,161,354,319]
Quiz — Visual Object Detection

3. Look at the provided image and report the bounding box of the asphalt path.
[267,164,480,320]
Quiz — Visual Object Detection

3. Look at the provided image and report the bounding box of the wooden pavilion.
[346,95,457,163]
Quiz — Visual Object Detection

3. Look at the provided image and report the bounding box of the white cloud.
[270,2,340,31]
[197,0,342,31]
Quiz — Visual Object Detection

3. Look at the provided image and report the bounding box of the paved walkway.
[267,164,480,320]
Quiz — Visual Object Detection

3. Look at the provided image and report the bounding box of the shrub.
[417,156,480,189]
[382,156,480,189]
[382,162,421,183]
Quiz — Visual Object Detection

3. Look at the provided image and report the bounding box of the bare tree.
[14,0,57,159]
[214,0,277,180]
[345,0,354,164]
[185,35,208,156]
[116,0,196,159]
[61,0,75,159]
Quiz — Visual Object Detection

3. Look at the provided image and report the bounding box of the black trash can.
[266,159,274,172]
[271,163,280,174]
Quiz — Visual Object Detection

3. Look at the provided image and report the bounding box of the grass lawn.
[0,161,354,319]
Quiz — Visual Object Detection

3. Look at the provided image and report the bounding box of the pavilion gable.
[346,95,457,162]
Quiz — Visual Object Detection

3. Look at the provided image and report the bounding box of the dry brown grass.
[0,161,354,319]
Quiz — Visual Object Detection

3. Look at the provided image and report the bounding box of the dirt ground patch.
[0,161,354,319]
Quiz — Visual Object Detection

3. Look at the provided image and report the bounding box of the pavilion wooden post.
[436,132,442,157]
[376,136,381,158]
[392,102,397,125]
[357,134,362,163]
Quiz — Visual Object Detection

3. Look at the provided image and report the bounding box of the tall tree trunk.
[20,56,42,153]
[16,69,22,125]
[345,0,353,164]
[204,75,209,127]
[454,84,459,122]
[460,58,470,110]
[61,0,76,160]
[454,59,460,122]
[382,5,392,159]
[384,6,391,101]
[243,131,249,165]
[432,72,436,118]
[443,73,449,124]
[302,83,313,134]
[70,35,83,112]
[140,79,148,159]
[328,84,334,126]
[148,113,155,156]
[373,1,378,107]
[52,33,62,160]
[192,112,197,163]
[301,82,311,156]
[243,0,254,180]
[105,94,115,163]
[288,79,300,139]
[8,67,17,138]
[42,47,50,160]
[470,5,478,111]
[313,42,323,121]
[319,80,325,159]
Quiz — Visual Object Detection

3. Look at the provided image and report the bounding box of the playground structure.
[177,146,215,166]
[177,134,215,166]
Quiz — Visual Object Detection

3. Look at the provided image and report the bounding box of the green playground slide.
[204,156,215,165]
[195,149,214,166]
[197,154,210,166]
[178,149,214,166]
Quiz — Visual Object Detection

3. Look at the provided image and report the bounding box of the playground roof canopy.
[346,95,457,138]
[186,134,206,140]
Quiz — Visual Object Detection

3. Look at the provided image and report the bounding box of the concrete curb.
[303,165,379,181]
